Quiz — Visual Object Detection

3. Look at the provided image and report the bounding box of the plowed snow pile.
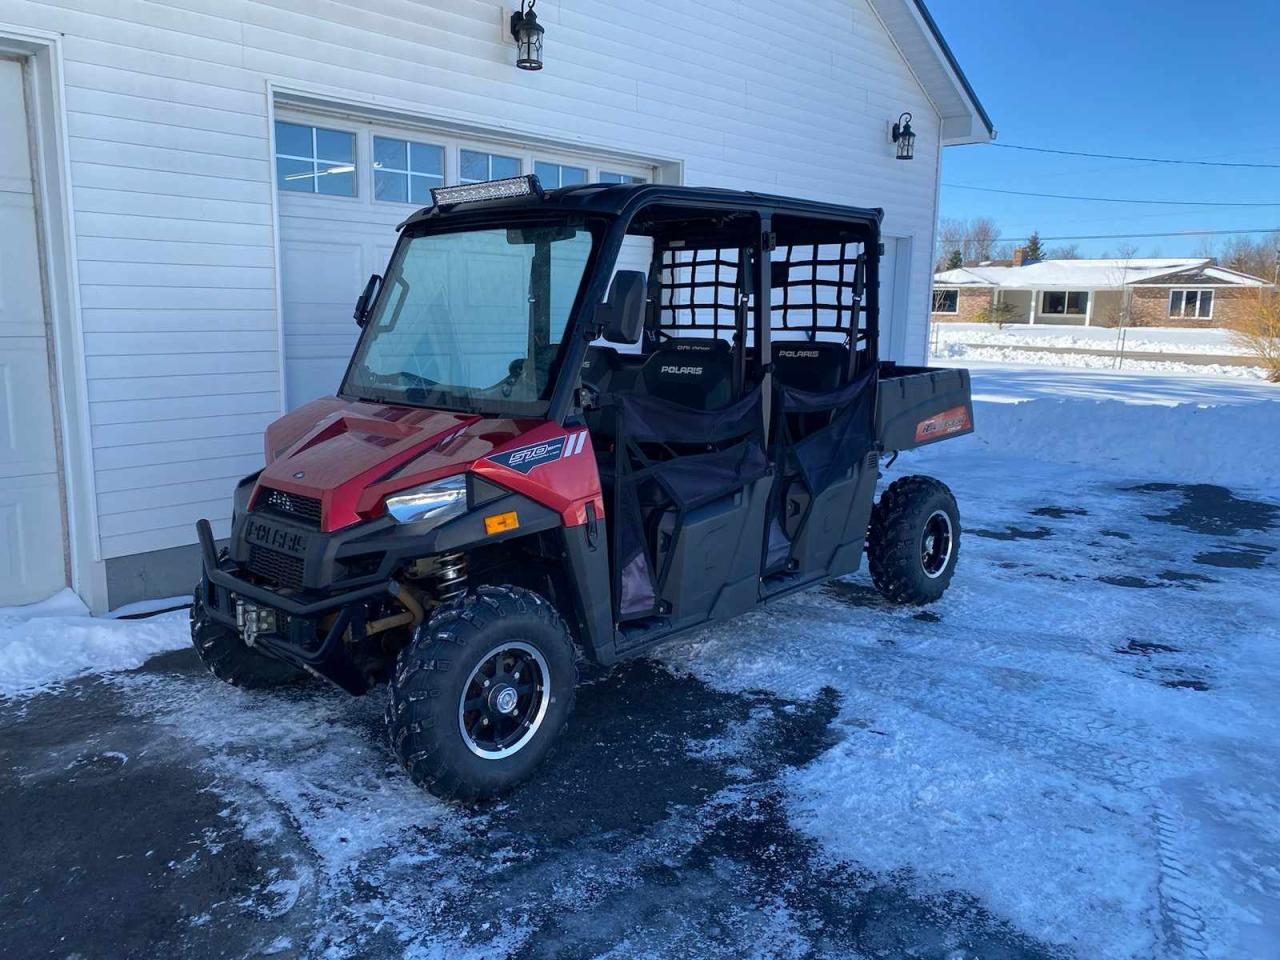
[932,363,1280,494]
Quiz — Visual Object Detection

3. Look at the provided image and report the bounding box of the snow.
[3,362,1278,957]
[932,323,1267,379]
[936,322,1247,355]
[934,258,1269,289]
[0,591,188,698]
[659,445,1280,959]
[924,364,1280,494]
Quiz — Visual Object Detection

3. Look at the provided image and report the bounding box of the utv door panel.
[784,453,875,578]
[655,476,771,625]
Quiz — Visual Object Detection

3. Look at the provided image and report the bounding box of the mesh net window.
[770,242,867,347]
[657,247,744,338]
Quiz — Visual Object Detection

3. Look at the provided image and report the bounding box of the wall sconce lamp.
[891,112,915,160]
[510,1,545,71]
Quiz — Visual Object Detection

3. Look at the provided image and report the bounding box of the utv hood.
[256,398,543,532]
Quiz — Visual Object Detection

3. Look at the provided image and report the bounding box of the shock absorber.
[433,551,468,602]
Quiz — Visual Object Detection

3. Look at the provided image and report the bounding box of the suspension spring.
[434,551,468,602]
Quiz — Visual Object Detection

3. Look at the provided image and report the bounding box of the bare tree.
[1194,235,1219,261]
[1114,242,1139,261]
[1228,289,1280,382]
[1218,233,1280,281]
[935,217,1003,268]
[935,218,967,271]
[1045,243,1081,260]
[967,217,1000,264]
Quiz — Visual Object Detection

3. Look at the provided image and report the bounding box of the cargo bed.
[875,363,974,452]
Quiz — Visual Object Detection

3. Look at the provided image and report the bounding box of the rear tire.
[867,475,960,605]
[189,584,306,689]
[386,585,577,802]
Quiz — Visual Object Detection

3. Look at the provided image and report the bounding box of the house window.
[932,288,959,314]
[1041,290,1089,316]
[600,171,646,184]
[534,161,588,188]
[372,136,444,204]
[274,121,356,196]
[1169,289,1214,319]
[460,149,520,183]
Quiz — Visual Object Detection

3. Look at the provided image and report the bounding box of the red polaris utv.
[191,177,973,800]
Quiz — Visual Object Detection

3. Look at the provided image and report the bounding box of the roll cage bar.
[393,183,884,426]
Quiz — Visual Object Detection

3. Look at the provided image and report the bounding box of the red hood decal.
[254,398,602,532]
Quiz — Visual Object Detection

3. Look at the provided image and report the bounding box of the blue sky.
[929,0,1280,258]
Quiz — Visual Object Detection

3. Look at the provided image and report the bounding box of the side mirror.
[353,273,382,327]
[598,270,647,345]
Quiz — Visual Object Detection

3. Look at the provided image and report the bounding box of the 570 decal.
[486,431,589,475]
[914,406,972,443]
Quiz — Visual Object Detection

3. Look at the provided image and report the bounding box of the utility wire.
[998,227,1280,243]
[983,142,1280,169]
[944,183,1280,207]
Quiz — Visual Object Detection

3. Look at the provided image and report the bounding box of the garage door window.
[600,171,646,184]
[461,149,520,183]
[373,136,444,204]
[275,121,356,196]
[534,161,587,188]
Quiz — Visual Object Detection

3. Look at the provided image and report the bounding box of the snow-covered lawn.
[2,363,1278,958]
[932,323,1269,379]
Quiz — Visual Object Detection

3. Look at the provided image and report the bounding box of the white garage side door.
[0,58,67,605]
[275,110,654,409]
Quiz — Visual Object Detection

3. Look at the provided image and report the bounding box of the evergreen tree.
[1023,231,1045,263]
[945,249,963,270]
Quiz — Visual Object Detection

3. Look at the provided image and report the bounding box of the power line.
[943,183,1280,207]
[983,142,1280,169]
[997,227,1280,243]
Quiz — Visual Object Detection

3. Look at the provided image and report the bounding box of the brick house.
[931,255,1274,328]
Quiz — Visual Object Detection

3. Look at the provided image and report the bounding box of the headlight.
[384,475,468,526]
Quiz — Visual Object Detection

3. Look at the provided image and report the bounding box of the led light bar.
[431,175,544,206]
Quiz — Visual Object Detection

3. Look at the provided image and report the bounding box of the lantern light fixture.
[891,112,915,161]
[510,0,545,71]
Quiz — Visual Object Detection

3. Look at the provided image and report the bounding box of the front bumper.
[197,519,396,694]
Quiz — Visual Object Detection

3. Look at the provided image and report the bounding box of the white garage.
[0,2,992,612]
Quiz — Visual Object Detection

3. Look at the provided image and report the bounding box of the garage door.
[274,109,653,409]
[0,58,67,606]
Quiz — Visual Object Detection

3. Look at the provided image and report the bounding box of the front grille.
[246,545,305,590]
[255,487,322,528]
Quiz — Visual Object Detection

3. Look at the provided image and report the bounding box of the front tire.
[867,476,960,605]
[189,584,306,688]
[386,585,577,801]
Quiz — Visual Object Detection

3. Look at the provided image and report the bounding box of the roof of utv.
[398,182,884,233]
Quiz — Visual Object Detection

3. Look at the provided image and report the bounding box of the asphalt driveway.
[2,450,1277,960]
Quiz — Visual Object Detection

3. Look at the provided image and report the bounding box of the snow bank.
[0,594,189,698]
[927,397,1278,492]
[934,322,1246,356]
[935,342,1266,379]
[930,323,1267,379]
[909,364,1280,493]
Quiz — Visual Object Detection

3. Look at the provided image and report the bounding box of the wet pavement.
[1,467,1277,959]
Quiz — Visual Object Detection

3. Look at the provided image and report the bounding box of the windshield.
[342,222,596,413]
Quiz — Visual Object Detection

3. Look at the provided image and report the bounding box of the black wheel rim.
[457,641,550,760]
[921,509,954,579]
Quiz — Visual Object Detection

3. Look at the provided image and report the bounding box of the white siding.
[3,0,946,559]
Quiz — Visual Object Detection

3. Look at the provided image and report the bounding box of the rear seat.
[772,341,850,392]
[637,338,734,411]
